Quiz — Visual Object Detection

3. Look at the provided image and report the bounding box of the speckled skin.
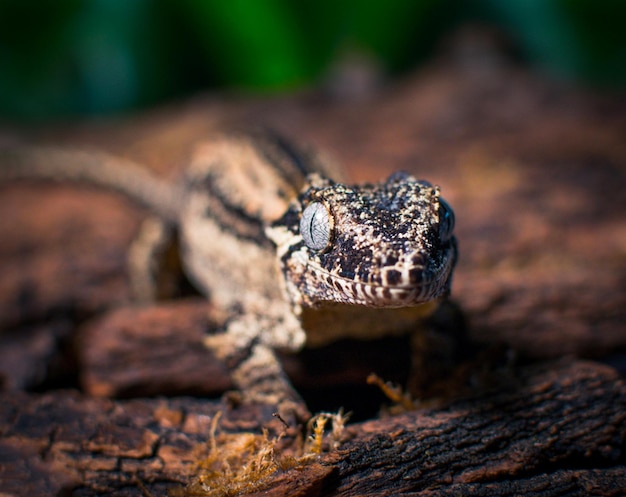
[269,173,456,309]
[0,134,457,417]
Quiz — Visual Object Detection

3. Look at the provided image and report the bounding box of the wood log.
[0,360,623,496]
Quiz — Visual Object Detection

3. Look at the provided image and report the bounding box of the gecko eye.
[300,202,332,251]
[438,199,455,243]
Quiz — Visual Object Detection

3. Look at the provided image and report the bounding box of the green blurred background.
[0,0,624,120]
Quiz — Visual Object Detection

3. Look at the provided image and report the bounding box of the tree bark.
[0,360,623,496]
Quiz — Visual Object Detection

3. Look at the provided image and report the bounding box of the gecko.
[0,132,457,418]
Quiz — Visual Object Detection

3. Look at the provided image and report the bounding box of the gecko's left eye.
[438,199,455,243]
[300,202,332,251]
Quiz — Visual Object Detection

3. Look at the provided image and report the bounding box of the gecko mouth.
[307,242,456,307]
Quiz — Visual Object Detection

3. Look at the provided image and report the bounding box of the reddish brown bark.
[0,360,623,496]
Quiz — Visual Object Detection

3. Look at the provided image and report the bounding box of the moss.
[170,410,348,497]
[367,372,417,414]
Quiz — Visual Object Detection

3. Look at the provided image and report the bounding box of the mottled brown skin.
[0,133,457,417]
[267,172,456,349]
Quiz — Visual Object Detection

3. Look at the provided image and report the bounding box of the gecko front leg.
[203,311,310,422]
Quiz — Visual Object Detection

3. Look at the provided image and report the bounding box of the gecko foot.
[221,342,311,426]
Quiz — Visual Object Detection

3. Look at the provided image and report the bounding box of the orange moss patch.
[170,410,349,497]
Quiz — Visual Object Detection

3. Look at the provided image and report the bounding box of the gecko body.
[0,133,457,415]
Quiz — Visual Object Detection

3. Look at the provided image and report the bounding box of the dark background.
[1,0,625,120]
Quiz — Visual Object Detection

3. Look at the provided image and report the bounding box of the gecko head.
[267,172,457,308]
